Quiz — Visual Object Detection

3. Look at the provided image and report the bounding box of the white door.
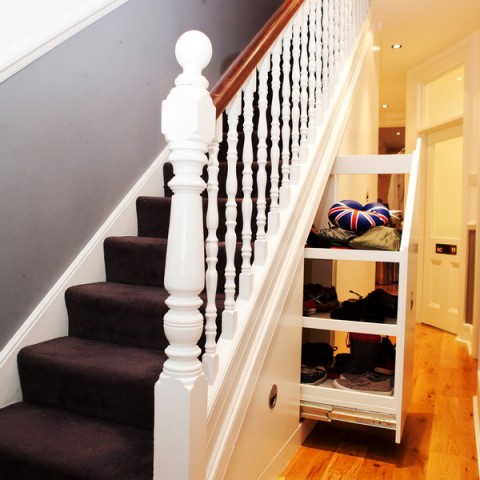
[421,124,464,333]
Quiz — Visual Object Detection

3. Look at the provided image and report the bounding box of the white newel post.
[154,31,215,480]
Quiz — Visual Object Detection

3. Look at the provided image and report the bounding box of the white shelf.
[301,379,396,414]
[304,247,405,262]
[302,315,398,335]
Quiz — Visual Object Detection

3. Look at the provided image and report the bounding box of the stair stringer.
[0,149,169,409]
[205,17,375,480]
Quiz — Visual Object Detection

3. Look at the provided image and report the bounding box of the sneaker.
[303,298,317,316]
[304,284,339,313]
[333,372,393,395]
[301,365,327,385]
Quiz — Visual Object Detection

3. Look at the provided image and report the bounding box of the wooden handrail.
[210,0,304,116]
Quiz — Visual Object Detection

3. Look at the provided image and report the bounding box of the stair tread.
[67,281,169,308]
[66,282,169,348]
[0,402,152,480]
[18,336,166,430]
[19,336,166,380]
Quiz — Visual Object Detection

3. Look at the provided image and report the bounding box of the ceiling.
[372,0,480,128]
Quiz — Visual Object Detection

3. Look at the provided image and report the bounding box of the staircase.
[0,1,373,479]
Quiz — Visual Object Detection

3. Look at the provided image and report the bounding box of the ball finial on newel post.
[174,30,212,89]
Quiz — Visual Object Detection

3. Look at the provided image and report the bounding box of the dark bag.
[301,342,337,368]
[316,226,358,246]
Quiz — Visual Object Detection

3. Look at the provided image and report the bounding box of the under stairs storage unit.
[300,146,420,444]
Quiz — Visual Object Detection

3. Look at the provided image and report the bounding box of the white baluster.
[238,72,256,300]
[345,0,352,55]
[334,1,341,79]
[322,0,330,113]
[280,23,292,208]
[253,54,270,265]
[289,11,302,184]
[328,0,335,93]
[203,117,222,383]
[299,4,309,162]
[155,30,215,480]
[267,38,282,234]
[315,0,324,127]
[222,92,241,338]
[307,0,317,143]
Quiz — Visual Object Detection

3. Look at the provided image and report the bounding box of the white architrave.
[154,30,216,480]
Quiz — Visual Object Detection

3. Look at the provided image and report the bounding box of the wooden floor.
[280,323,479,479]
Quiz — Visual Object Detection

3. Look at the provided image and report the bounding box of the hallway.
[281,323,478,479]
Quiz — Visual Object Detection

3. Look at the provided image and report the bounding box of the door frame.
[406,31,480,355]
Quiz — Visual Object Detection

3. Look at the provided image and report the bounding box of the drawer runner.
[300,401,397,430]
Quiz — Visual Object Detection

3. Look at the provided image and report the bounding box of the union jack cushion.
[328,200,390,232]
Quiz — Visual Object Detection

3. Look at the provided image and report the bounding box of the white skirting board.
[474,394,480,479]
[474,369,480,479]
[0,148,168,408]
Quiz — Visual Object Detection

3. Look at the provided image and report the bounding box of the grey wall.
[0,0,282,350]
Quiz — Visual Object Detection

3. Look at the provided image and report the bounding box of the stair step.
[136,196,268,241]
[66,282,170,350]
[18,337,166,430]
[66,282,225,350]
[104,236,168,287]
[0,402,153,480]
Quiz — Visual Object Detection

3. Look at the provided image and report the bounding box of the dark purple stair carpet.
[66,282,170,350]
[104,236,168,287]
[0,402,152,480]
[137,195,268,241]
[18,336,166,431]
[67,282,224,351]
[0,137,253,477]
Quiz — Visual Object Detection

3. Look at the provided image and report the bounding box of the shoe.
[303,298,317,316]
[366,289,398,318]
[301,365,328,385]
[374,336,396,375]
[304,284,339,313]
[327,353,350,379]
[333,372,393,395]
[330,292,385,322]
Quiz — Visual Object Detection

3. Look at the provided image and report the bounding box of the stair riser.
[137,196,269,242]
[66,284,170,350]
[66,284,223,351]
[104,237,241,291]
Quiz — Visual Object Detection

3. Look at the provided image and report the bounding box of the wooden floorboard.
[280,323,479,479]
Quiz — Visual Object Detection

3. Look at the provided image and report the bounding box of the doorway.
[421,124,464,333]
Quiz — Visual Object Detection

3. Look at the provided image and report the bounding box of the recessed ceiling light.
[391,43,402,49]
[381,104,389,109]
[396,132,401,136]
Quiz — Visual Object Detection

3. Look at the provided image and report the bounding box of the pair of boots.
[330,288,397,322]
